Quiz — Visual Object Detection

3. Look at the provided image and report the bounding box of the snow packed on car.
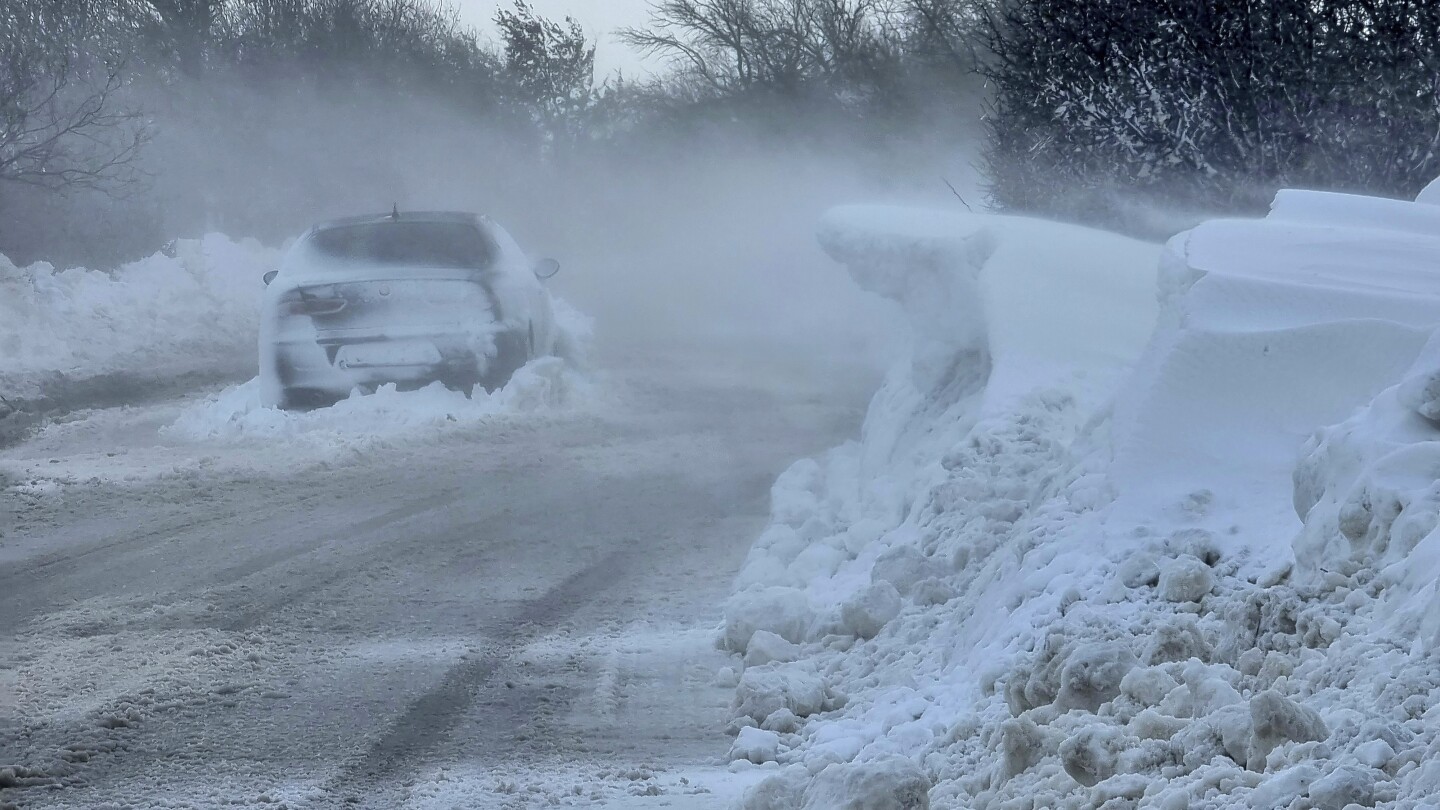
[258,210,561,410]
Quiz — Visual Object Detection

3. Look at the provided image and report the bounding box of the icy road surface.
[0,348,872,809]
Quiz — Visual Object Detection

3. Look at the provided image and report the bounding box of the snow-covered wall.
[722,190,1440,809]
[1108,192,1440,567]
[0,236,277,401]
[731,209,1160,601]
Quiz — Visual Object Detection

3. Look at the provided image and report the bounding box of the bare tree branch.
[0,0,150,195]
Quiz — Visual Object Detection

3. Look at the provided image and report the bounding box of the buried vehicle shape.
[259,210,561,409]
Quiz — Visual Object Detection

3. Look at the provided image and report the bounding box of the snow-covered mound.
[0,236,278,401]
[165,356,587,448]
[721,188,1440,808]
[1294,329,1440,654]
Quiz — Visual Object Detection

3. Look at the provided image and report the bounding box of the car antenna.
[390,203,400,220]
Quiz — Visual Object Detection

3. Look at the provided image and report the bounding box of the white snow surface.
[723,187,1440,809]
[166,356,588,447]
[0,235,278,399]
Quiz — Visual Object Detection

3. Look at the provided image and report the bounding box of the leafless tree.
[614,0,989,146]
[0,0,148,194]
[902,0,990,71]
[134,0,225,75]
[619,0,902,96]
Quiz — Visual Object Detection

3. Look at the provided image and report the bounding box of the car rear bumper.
[275,331,482,384]
[262,326,526,408]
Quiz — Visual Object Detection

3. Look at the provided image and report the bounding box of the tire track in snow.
[213,516,511,633]
[205,489,462,589]
[0,509,249,628]
[0,488,462,631]
[321,548,634,804]
[2,509,238,580]
[0,353,874,808]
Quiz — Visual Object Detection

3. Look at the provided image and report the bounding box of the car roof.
[307,211,484,234]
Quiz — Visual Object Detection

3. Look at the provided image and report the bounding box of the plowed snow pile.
[720,189,1440,809]
[165,356,588,446]
[0,236,278,400]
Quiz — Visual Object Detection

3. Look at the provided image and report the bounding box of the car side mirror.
[533,258,560,280]
[263,270,278,286]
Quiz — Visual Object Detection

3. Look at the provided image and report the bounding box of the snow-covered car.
[259,210,561,409]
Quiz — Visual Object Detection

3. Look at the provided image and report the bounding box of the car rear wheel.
[480,330,530,392]
[278,387,343,411]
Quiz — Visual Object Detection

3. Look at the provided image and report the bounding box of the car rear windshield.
[308,221,493,269]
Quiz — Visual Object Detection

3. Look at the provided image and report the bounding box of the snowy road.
[0,348,872,809]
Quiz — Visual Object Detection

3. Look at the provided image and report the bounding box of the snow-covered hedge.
[0,236,277,401]
[721,188,1440,809]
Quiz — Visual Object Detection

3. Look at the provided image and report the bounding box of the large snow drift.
[1109,191,1440,564]
[721,189,1440,809]
[0,236,277,401]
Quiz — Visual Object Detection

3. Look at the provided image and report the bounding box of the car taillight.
[279,292,347,316]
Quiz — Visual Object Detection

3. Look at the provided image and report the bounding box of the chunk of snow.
[800,755,931,810]
[908,577,956,607]
[732,664,828,724]
[1129,708,1187,741]
[871,545,941,596]
[762,708,801,733]
[1155,555,1215,602]
[838,582,902,640]
[724,587,814,653]
[1249,690,1329,771]
[1119,667,1180,707]
[1247,764,1321,809]
[1354,739,1396,770]
[1143,614,1212,664]
[744,630,802,668]
[1056,642,1138,713]
[739,766,809,810]
[1117,551,1161,588]
[730,726,783,764]
[994,717,1043,783]
[1058,725,1130,787]
[1306,764,1384,810]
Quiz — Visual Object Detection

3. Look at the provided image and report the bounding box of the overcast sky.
[456,0,659,77]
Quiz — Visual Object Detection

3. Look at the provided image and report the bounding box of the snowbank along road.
[715,186,1440,809]
[0,346,875,809]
